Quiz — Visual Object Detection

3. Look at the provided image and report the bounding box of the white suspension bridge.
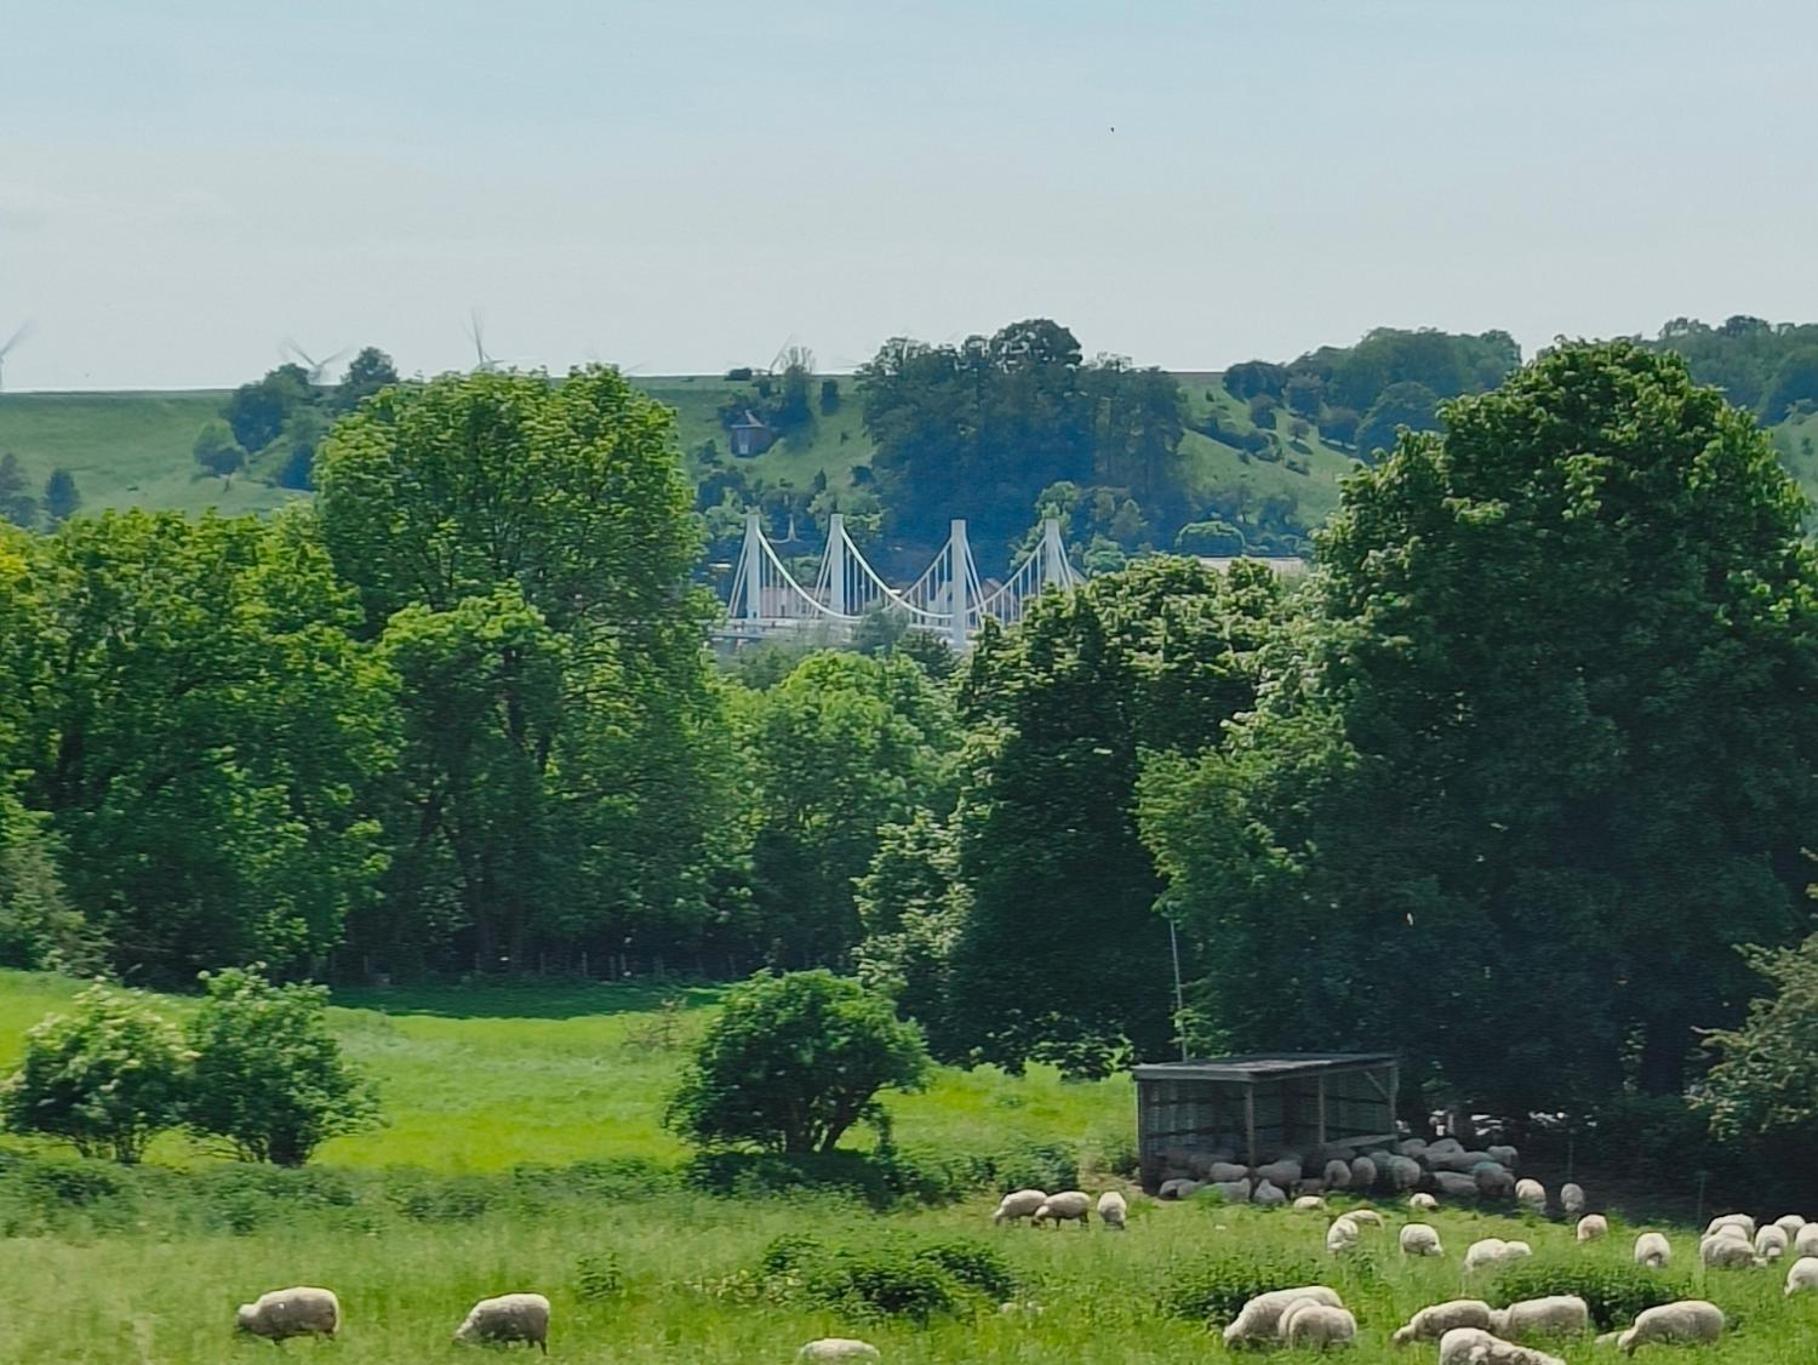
[722,512,1083,647]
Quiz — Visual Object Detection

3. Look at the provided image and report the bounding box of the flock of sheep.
[233,1287,551,1352]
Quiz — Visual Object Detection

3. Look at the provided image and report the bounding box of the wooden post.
[1317,1073,1328,1149]
[1388,1063,1400,1139]
[1244,1084,1257,1167]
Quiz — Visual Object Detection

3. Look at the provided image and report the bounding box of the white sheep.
[1514,1178,1547,1213]
[1347,1208,1385,1228]
[1032,1190,1091,1227]
[1796,1223,1818,1258]
[1220,1286,1344,1346]
[1786,1256,1818,1296]
[1560,1183,1585,1218]
[1773,1213,1807,1238]
[1486,1144,1518,1170]
[1158,1178,1202,1201]
[1713,1222,1750,1242]
[1576,1214,1609,1243]
[1474,1162,1515,1200]
[1488,1294,1589,1339]
[1207,1161,1250,1183]
[1400,1222,1444,1257]
[1326,1214,1362,1255]
[1465,1238,1532,1272]
[1324,1158,1353,1189]
[1391,1298,1493,1344]
[1280,1300,1358,1350]
[992,1188,1048,1224]
[453,1293,550,1354]
[1210,1178,1254,1204]
[1433,1172,1480,1199]
[1409,1191,1440,1213]
[1096,1190,1127,1230]
[1350,1155,1378,1190]
[1698,1233,1756,1269]
[1253,1159,1302,1188]
[1614,1300,1724,1355]
[234,1287,341,1343]
[1633,1232,1672,1269]
[1755,1224,1789,1261]
[1383,1155,1423,1191]
[1437,1327,1566,1365]
[1252,1179,1287,1207]
[1295,1194,1329,1212]
[798,1340,881,1362]
[1705,1212,1755,1239]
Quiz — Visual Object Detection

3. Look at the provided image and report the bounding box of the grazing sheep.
[1280,1300,1358,1351]
[1487,1144,1519,1170]
[1252,1179,1288,1208]
[1514,1179,1547,1213]
[1560,1183,1586,1219]
[1326,1215,1362,1255]
[992,1189,1048,1224]
[1295,1195,1329,1212]
[1350,1156,1378,1190]
[1400,1223,1444,1257]
[1614,1300,1724,1355]
[1786,1256,1818,1296]
[1755,1225,1789,1261]
[1220,1287,1343,1347]
[453,1293,550,1354]
[1391,1298,1493,1344]
[1577,1215,1609,1243]
[1773,1213,1807,1238]
[1253,1159,1302,1188]
[1427,1137,1464,1156]
[1382,1155,1423,1191]
[1428,1149,1497,1174]
[798,1341,882,1362]
[1633,1232,1672,1269]
[1207,1161,1250,1183]
[1209,1178,1254,1204]
[1705,1212,1756,1239]
[1399,1138,1429,1159]
[1698,1234,1756,1269]
[1437,1327,1565,1365]
[1096,1190,1127,1230]
[1324,1159,1353,1189]
[1433,1172,1480,1199]
[234,1287,341,1342]
[1410,1192,1440,1213]
[1474,1162,1515,1199]
[1032,1191,1090,1227]
[1465,1238,1532,1272]
[1712,1222,1749,1242]
[1488,1295,1589,1339]
[1158,1178,1202,1202]
[1347,1209,1385,1228]
[1797,1223,1818,1258]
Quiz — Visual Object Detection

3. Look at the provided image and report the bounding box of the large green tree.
[1142,342,1818,1112]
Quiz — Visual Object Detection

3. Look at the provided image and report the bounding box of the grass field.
[3,968,1816,1361]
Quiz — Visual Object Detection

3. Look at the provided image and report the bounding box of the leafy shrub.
[1162,1249,1324,1325]
[913,1238,1014,1301]
[1489,1257,1690,1329]
[831,1248,960,1320]
[979,1140,1078,1195]
[575,1252,625,1301]
[753,1232,1006,1321]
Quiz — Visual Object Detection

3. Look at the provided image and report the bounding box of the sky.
[3,0,1815,391]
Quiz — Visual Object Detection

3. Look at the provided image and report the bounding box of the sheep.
[1347,1208,1385,1228]
[1253,1158,1302,1188]
[1295,1195,1329,1212]
[453,1293,550,1354]
[1400,1222,1444,1257]
[1219,1286,1344,1346]
[1514,1178,1547,1213]
[1698,1233,1756,1269]
[1427,1137,1465,1156]
[1614,1300,1724,1355]
[1755,1224,1789,1262]
[1252,1179,1288,1208]
[1465,1238,1532,1273]
[1773,1213,1807,1238]
[1324,1159,1353,1189]
[1437,1327,1566,1365]
[1576,1214,1608,1243]
[1207,1161,1250,1183]
[1280,1300,1358,1351]
[1473,1162,1515,1200]
[1096,1190,1127,1230]
[1705,1212,1755,1239]
[1786,1256,1818,1296]
[1797,1223,1818,1258]
[1433,1172,1480,1199]
[1326,1214,1362,1255]
[1350,1155,1378,1191]
[1409,1192,1440,1213]
[1428,1149,1497,1174]
[1633,1232,1672,1269]
[1383,1155,1423,1191]
[1488,1295,1589,1339]
[1486,1144,1519,1170]
[1560,1183,1585,1219]
[1210,1178,1254,1204]
[1158,1178,1202,1202]
[798,1341,882,1362]
[1391,1298,1493,1344]
[234,1287,341,1343]
[1398,1138,1429,1159]
[992,1189,1048,1224]
[1032,1191,1090,1227]
[1712,1222,1750,1242]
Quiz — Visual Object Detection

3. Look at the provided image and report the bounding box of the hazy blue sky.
[3,1,1814,390]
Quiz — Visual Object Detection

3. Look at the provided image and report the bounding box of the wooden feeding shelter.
[1132,1053,1398,1192]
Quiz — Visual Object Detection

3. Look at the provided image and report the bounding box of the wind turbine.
[281,339,350,385]
[0,322,34,394]
[465,310,498,373]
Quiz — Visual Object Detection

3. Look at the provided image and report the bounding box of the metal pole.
[739,510,764,622]
[826,512,847,617]
[948,519,971,650]
[1168,918,1187,1061]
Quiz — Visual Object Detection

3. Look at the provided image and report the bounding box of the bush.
[575,1251,625,1301]
[1162,1249,1324,1325]
[1489,1257,1689,1329]
[913,1238,1014,1300]
[826,1247,959,1320]
[185,966,380,1165]
[0,983,192,1163]
[754,1232,1004,1321]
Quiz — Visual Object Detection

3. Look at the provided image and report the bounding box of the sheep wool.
[1486,1144,1519,1170]
[235,1287,341,1343]
[991,1189,1047,1224]
[1576,1214,1609,1243]
[1158,1178,1202,1202]
[1700,1234,1756,1269]
[1390,1298,1493,1344]
[1206,1161,1250,1183]
[1220,1286,1344,1346]
[1347,1208,1385,1228]
[1323,1159,1353,1189]
[1400,1223,1444,1257]
[1209,1178,1253,1204]
[1350,1155,1378,1190]
[1433,1171,1479,1199]
[1253,1159,1302,1189]
[1252,1179,1287,1208]
[1032,1191,1091,1227]
[1633,1232,1672,1269]
[1095,1190,1127,1230]
[1797,1223,1818,1258]
[798,1340,882,1362]
[1409,1191,1440,1213]
[1325,1215,1361,1255]
[1786,1256,1818,1296]
[1514,1179,1547,1212]
[1437,1327,1566,1365]
[453,1293,551,1354]
[1474,1162,1515,1199]
[1280,1300,1358,1350]
[1615,1300,1724,1355]
[1465,1238,1531,1272]
[1706,1212,1756,1239]
[1383,1155,1423,1191]
[1773,1213,1807,1238]
[1294,1195,1329,1212]
[1488,1295,1589,1339]
[1559,1183,1586,1218]
[1755,1225,1789,1261]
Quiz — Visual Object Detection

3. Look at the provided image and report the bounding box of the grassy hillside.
[2,969,1814,1362]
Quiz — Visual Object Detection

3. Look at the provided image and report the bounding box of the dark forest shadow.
[331,979,723,1021]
